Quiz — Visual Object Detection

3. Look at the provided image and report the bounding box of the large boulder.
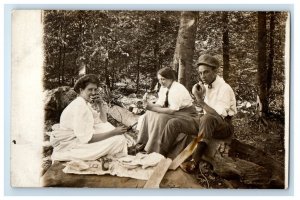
[44,86,77,124]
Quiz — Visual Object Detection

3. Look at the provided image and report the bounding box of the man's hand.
[192,83,206,100]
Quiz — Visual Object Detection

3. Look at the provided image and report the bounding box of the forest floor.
[105,109,286,189]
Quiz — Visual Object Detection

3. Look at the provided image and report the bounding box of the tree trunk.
[136,52,141,93]
[173,11,198,90]
[61,46,66,83]
[222,12,230,82]
[57,21,63,85]
[57,45,62,85]
[151,17,161,91]
[104,58,110,89]
[78,17,86,76]
[267,12,275,108]
[257,12,268,116]
[201,137,284,188]
[61,13,66,83]
[111,63,115,90]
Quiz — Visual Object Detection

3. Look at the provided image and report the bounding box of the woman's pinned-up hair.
[157,67,177,81]
[74,74,99,94]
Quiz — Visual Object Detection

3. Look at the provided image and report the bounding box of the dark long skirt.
[137,106,199,154]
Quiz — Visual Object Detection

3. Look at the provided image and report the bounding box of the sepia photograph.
[11,9,290,189]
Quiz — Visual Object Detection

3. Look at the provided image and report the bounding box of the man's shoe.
[180,159,198,174]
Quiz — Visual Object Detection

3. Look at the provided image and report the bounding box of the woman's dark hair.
[157,67,177,81]
[73,74,99,94]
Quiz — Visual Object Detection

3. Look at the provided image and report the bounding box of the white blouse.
[156,81,193,111]
[203,75,237,117]
[50,96,128,161]
[60,96,110,144]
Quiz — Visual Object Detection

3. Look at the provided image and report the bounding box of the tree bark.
[151,17,161,91]
[222,12,230,82]
[173,11,198,90]
[57,22,63,85]
[104,58,111,89]
[267,12,275,108]
[136,52,141,93]
[201,137,284,188]
[257,12,268,116]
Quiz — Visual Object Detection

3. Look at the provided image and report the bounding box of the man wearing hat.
[159,54,237,173]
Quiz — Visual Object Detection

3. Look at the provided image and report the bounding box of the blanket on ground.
[62,152,164,180]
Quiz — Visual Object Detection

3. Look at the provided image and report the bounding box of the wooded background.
[43,10,288,119]
[42,11,288,188]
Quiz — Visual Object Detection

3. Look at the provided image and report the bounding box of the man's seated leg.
[181,114,233,173]
[160,118,198,157]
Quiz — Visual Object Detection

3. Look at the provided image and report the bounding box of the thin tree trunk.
[61,12,66,83]
[136,52,141,93]
[151,43,159,90]
[267,12,275,110]
[257,12,268,116]
[78,15,86,76]
[222,12,230,82]
[104,58,110,89]
[61,47,65,83]
[111,63,115,90]
[172,11,198,90]
[58,44,62,85]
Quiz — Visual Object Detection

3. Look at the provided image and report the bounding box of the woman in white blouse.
[50,74,128,161]
[135,67,199,156]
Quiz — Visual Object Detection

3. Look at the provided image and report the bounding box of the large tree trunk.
[222,12,230,82]
[173,11,198,90]
[201,137,285,188]
[257,12,268,116]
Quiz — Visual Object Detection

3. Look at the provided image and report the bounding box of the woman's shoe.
[128,145,137,155]
[135,143,145,152]
[127,143,145,156]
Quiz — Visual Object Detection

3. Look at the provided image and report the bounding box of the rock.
[44,86,77,123]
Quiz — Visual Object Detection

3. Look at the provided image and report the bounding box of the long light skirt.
[51,122,128,161]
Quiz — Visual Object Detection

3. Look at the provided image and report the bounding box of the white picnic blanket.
[62,152,164,180]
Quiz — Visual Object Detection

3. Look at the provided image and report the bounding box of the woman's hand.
[112,126,127,135]
[192,83,206,100]
[143,101,155,111]
[90,94,102,104]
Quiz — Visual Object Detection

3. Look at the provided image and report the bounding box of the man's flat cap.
[196,54,220,69]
